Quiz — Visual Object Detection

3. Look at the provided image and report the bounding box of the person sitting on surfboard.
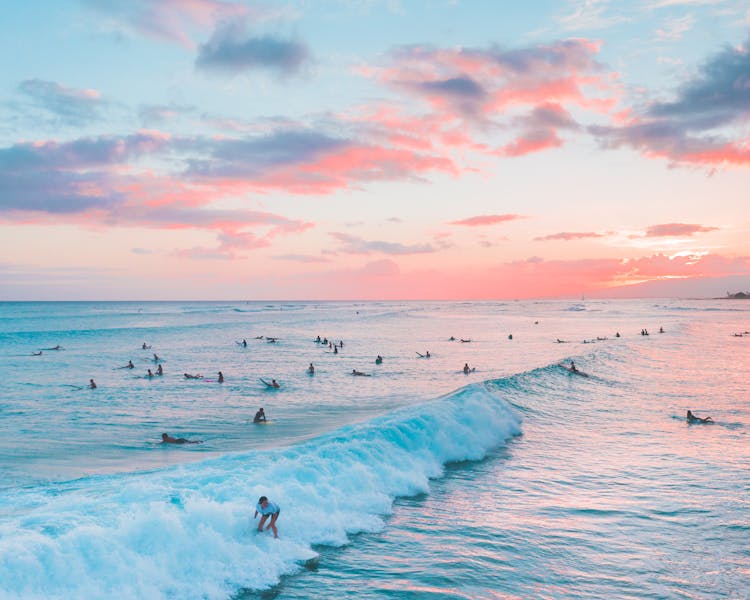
[687,410,712,424]
[254,496,280,538]
[89,379,97,389]
[570,361,578,372]
[217,371,224,383]
[375,355,383,364]
[156,364,163,376]
[253,408,267,423]
[307,363,315,374]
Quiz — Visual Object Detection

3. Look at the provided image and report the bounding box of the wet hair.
[258,496,268,504]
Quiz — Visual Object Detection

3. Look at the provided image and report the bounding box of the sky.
[1,0,749,300]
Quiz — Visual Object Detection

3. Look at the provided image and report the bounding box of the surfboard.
[559,364,589,377]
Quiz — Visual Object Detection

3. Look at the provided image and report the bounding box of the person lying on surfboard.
[161,433,202,444]
[687,410,713,424]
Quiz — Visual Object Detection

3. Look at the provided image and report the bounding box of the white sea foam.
[0,383,520,599]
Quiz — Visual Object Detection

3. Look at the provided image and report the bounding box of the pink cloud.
[372,39,616,123]
[643,223,719,237]
[498,130,563,157]
[449,214,526,226]
[534,231,604,241]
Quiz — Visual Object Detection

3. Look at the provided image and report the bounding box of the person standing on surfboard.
[254,496,280,538]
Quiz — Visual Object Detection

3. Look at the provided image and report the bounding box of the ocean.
[0,299,748,599]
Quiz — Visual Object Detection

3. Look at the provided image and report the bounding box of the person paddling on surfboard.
[687,410,713,424]
[254,496,280,538]
[161,433,202,444]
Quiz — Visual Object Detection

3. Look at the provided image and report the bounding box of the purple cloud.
[329,232,437,255]
[18,79,108,125]
[590,35,750,167]
[184,129,349,178]
[196,21,309,76]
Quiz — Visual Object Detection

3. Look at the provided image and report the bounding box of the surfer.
[416,351,431,358]
[352,369,370,376]
[217,371,224,383]
[253,407,267,423]
[449,336,456,341]
[375,355,383,364]
[147,369,154,378]
[687,410,713,424]
[254,496,280,538]
[508,334,513,340]
[44,345,63,350]
[463,363,472,374]
[156,364,163,376]
[32,351,42,356]
[161,433,202,444]
[307,363,315,374]
[142,342,151,349]
[570,361,578,372]
[184,373,203,379]
[89,379,97,389]
[117,360,135,369]
[260,378,280,388]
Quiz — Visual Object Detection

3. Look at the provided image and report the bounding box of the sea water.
[0,300,748,599]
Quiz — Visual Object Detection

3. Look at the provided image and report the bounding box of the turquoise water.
[0,300,748,598]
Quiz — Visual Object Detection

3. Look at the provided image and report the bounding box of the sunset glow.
[1,1,749,299]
